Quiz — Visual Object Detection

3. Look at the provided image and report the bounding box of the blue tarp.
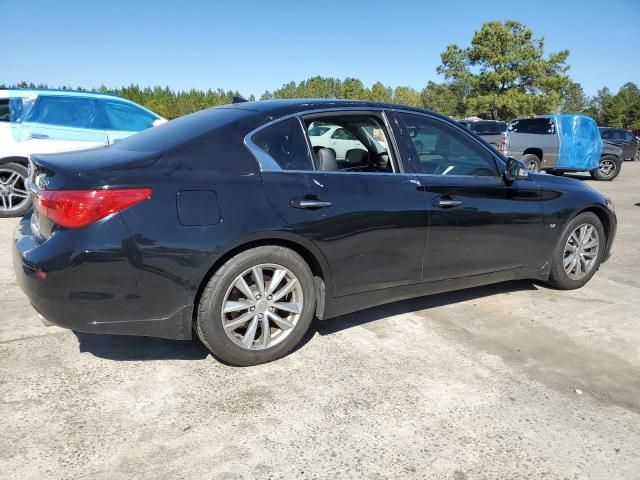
[555,114,601,170]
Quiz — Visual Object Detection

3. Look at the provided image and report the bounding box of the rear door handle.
[433,196,462,208]
[290,199,332,210]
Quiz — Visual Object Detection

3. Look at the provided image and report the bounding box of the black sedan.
[14,100,617,366]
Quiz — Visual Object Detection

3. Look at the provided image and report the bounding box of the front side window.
[305,115,393,172]
[251,117,314,171]
[23,96,104,129]
[102,100,157,132]
[625,131,636,142]
[400,113,499,177]
[600,129,612,139]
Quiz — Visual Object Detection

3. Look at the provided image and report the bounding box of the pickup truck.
[503,115,623,181]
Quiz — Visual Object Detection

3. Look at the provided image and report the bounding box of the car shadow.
[73,280,539,362]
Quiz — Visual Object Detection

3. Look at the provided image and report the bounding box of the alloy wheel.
[221,263,304,350]
[563,223,600,280]
[598,158,617,178]
[0,168,29,214]
[526,160,539,172]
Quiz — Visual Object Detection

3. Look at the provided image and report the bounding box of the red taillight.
[34,188,152,228]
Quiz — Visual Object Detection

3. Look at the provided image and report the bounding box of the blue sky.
[2,0,638,97]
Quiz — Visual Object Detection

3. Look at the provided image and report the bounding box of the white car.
[308,123,387,160]
[0,89,166,217]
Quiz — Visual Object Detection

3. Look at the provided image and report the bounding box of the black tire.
[546,212,606,290]
[195,246,316,366]
[590,155,621,181]
[522,154,541,172]
[0,162,31,218]
[549,170,565,176]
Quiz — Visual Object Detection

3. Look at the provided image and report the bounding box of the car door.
[17,95,107,154]
[250,111,428,297]
[395,111,545,282]
[100,99,159,145]
[620,130,637,160]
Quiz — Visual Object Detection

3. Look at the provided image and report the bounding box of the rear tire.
[195,246,316,366]
[590,155,621,181]
[0,162,31,218]
[546,212,605,290]
[522,154,541,172]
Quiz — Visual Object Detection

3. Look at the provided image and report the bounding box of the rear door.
[396,112,545,281]
[17,95,107,154]
[251,110,428,296]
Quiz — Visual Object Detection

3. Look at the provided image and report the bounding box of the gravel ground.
[1,163,639,479]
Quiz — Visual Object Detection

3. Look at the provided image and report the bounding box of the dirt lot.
[1,164,639,480]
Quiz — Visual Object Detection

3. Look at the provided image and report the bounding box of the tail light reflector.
[34,188,152,228]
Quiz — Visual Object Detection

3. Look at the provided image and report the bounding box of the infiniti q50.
[13,99,616,366]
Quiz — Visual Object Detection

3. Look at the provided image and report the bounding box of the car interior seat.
[316,147,338,171]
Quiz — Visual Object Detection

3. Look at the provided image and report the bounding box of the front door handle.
[290,198,332,210]
[432,196,462,208]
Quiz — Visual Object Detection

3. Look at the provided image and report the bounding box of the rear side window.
[101,100,157,132]
[23,96,104,129]
[600,129,612,139]
[509,118,555,135]
[251,117,314,171]
[0,99,9,122]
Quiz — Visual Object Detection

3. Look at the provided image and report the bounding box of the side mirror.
[504,157,529,182]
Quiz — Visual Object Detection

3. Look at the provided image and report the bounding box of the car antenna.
[232,96,248,104]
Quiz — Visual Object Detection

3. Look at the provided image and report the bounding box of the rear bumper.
[13,212,193,340]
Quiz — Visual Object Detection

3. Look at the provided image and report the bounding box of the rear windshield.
[113,107,253,152]
[509,118,555,135]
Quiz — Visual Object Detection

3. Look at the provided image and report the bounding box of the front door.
[250,111,428,297]
[396,112,545,282]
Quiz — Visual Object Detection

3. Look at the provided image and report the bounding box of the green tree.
[369,81,392,102]
[560,81,587,114]
[393,86,421,107]
[438,20,570,119]
[420,82,459,116]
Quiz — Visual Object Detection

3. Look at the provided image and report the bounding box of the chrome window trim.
[243,107,404,174]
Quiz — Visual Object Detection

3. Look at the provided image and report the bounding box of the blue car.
[0,88,165,217]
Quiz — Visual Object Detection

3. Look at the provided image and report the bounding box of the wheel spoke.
[267,311,294,330]
[252,267,265,296]
[563,253,575,268]
[583,238,599,249]
[0,196,6,209]
[223,300,253,313]
[10,173,21,186]
[261,316,271,348]
[273,302,301,314]
[234,276,255,301]
[272,278,298,302]
[267,268,286,295]
[224,311,255,331]
[12,189,29,199]
[241,316,259,348]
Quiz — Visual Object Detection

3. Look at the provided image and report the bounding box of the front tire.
[0,162,31,218]
[546,212,605,290]
[195,246,316,366]
[590,155,621,181]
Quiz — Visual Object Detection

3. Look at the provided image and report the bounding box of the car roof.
[7,88,125,100]
[223,98,446,119]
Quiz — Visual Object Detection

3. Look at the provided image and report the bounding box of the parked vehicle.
[0,89,165,217]
[458,120,507,147]
[599,127,639,161]
[307,122,386,160]
[14,100,616,366]
[503,115,623,181]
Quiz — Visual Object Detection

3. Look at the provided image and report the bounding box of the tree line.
[4,21,639,130]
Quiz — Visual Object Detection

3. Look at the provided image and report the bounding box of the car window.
[23,95,104,129]
[0,99,9,122]
[600,129,612,139]
[400,113,499,177]
[625,131,636,141]
[308,126,330,136]
[304,115,393,173]
[509,118,555,135]
[101,100,157,132]
[612,130,625,140]
[251,117,314,171]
